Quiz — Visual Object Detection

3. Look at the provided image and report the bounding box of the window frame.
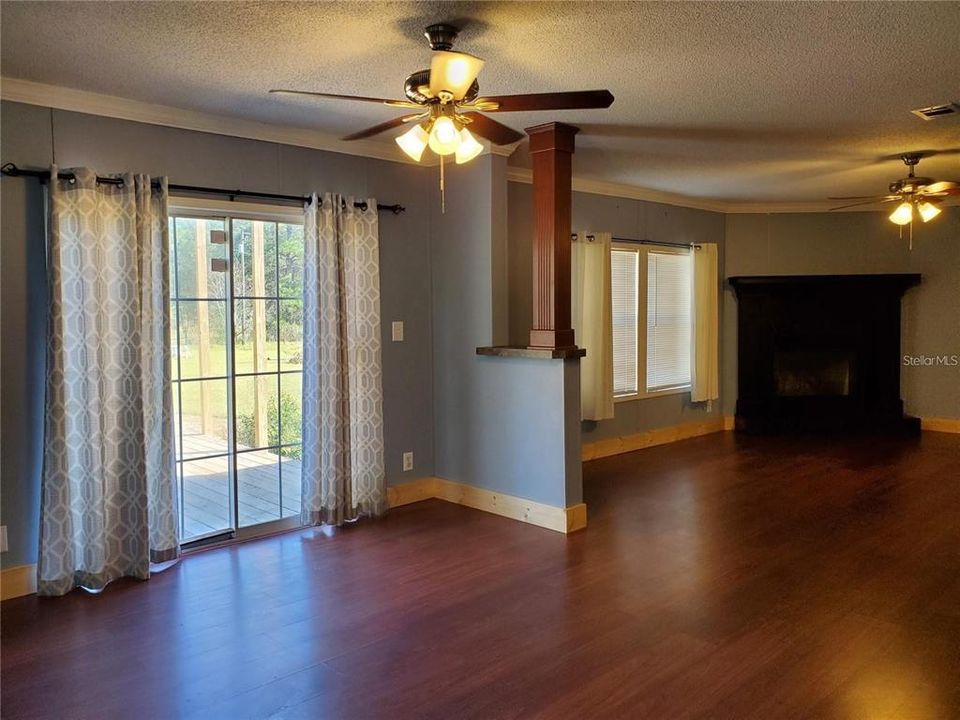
[611,241,693,403]
[170,196,305,223]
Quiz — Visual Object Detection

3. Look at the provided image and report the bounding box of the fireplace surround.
[729,274,921,434]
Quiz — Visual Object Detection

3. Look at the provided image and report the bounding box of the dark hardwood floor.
[3,432,960,719]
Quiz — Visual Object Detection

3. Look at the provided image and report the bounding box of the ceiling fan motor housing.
[890,154,931,194]
[424,23,459,51]
[890,176,933,194]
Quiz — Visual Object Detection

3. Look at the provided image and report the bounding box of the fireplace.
[729,274,921,434]
[774,350,851,397]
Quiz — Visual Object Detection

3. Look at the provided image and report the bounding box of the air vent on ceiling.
[911,103,960,120]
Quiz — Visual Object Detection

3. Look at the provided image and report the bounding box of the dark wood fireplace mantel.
[729,273,921,435]
[728,274,921,292]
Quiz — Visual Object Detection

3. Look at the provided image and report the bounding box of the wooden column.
[526,122,579,349]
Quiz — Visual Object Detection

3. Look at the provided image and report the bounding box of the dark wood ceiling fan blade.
[828,195,887,200]
[829,199,892,210]
[269,89,421,108]
[462,113,525,145]
[341,114,425,141]
[476,90,614,113]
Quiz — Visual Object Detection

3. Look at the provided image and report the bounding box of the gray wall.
[0,101,436,567]
[432,157,582,508]
[723,209,960,418]
[507,181,727,444]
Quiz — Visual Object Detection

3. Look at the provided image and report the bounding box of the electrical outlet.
[402,451,414,472]
[0,526,7,553]
[391,321,404,342]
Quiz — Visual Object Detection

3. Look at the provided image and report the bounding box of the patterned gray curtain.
[301,193,386,525]
[38,167,179,596]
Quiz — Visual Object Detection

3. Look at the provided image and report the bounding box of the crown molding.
[505,166,928,214]
[725,197,958,213]
[508,166,728,212]
[488,141,522,158]
[507,166,732,213]
[723,200,871,214]
[0,77,508,167]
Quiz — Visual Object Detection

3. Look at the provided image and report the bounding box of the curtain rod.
[0,164,406,214]
[574,233,701,250]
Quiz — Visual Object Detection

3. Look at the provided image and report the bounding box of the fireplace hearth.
[729,274,921,435]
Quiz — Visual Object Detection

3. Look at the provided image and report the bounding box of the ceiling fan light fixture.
[429,51,484,100]
[455,128,484,164]
[889,201,914,226]
[395,123,429,162]
[917,201,942,223]
[428,116,461,155]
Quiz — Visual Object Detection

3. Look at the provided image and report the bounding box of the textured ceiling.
[2,1,959,203]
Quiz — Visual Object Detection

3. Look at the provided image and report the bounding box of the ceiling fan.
[829,152,959,227]
[269,23,614,166]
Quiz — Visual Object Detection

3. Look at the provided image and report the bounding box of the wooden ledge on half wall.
[476,345,586,360]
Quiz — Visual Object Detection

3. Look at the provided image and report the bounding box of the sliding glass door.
[169,213,304,544]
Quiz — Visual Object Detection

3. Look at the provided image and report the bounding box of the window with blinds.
[646,251,692,391]
[610,249,639,396]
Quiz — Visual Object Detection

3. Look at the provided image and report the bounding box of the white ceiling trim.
[506,167,728,213]
[0,77,514,167]
[505,166,901,214]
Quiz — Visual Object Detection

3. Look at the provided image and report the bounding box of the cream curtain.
[38,167,179,596]
[301,193,386,526]
[572,232,614,420]
[691,243,720,402]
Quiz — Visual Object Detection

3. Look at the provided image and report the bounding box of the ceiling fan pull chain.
[440,153,446,214]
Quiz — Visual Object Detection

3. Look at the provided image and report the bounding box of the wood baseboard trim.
[387,476,439,508]
[1,564,37,601]
[565,502,589,532]
[433,478,586,534]
[583,416,732,461]
[388,477,586,534]
[921,417,960,434]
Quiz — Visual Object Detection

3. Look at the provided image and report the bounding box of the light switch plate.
[402,451,414,472]
[0,526,7,553]
[391,321,404,342]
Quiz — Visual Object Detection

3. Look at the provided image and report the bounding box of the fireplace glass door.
[774,350,852,397]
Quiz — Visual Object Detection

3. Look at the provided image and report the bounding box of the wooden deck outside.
[179,419,301,540]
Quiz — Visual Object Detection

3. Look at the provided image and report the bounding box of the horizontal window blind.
[646,251,692,391]
[611,249,639,396]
